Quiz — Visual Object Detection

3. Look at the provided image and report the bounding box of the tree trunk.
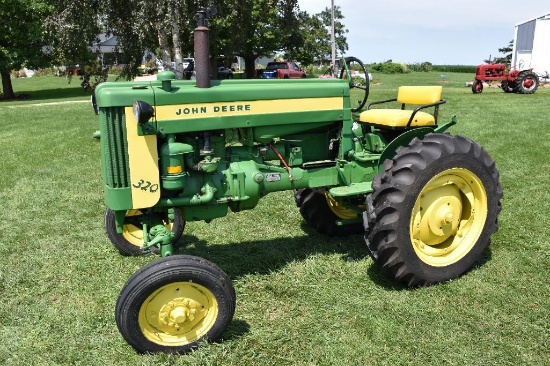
[1,70,15,99]
[244,56,257,79]
[158,29,171,70]
[171,13,184,80]
[157,4,171,71]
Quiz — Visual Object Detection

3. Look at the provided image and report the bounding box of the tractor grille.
[100,107,130,188]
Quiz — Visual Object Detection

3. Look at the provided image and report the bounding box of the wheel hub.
[410,169,488,267]
[159,298,200,330]
[417,188,462,245]
[138,282,218,346]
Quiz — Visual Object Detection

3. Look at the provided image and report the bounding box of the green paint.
[96,77,453,256]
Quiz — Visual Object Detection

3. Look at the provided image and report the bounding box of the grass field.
[0,74,549,365]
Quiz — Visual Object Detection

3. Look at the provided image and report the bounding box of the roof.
[91,34,118,53]
[515,12,550,27]
[96,34,118,47]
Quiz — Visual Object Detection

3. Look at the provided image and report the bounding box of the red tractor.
[472,63,539,94]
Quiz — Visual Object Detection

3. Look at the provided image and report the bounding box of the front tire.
[501,80,516,93]
[116,255,236,354]
[364,133,502,287]
[105,208,185,256]
[472,80,483,93]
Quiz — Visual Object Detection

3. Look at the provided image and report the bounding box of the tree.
[484,40,513,66]
[211,0,296,78]
[317,6,349,55]
[0,0,52,99]
[6,0,344,92]
[97,0,200,80]
[285,6,348,66]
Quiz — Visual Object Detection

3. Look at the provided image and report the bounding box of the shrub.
[33,68,57,77]
[408,62,433,72]
[431,65,477,73]
[369,60,408,74]
[108,65,124,75]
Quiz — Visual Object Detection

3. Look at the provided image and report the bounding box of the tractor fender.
[377,116,457,173]
[377,127,433,173]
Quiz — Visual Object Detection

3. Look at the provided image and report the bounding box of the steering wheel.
[339,56,370,112]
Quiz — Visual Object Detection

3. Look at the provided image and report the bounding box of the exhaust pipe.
[194,8,213,89]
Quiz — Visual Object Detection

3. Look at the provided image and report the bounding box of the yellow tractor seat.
[359,86,445,129]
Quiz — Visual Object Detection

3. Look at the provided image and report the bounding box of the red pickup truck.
[257,61,306,79]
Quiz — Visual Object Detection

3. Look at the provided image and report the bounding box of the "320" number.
[133,179,159,193]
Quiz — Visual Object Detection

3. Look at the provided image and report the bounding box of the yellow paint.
[138,282,219,346]
[359,86,442,127]
[409,168,488,267]
[125,107,161,209]
[155,97,343,121]
[397,86,442,105]
[121,209,174,247]
[359,109,435,127]
[167,166,183,174]
[325,191,361,220]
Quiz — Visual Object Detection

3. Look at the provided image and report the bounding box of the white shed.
[512,12,550,74]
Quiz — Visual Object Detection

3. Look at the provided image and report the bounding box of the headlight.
[91,94,98,115]
[133,101,154,124]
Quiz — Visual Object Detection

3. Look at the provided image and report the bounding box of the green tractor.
[93,9,502,354]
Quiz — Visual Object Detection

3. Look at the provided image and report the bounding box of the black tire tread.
[115,255,236,354]
[364,133,502,287]
[294,188,363,237]
[516,71,539,94]
[472,80,483,94]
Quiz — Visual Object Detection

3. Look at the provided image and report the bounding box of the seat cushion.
[397,86,442,104]
[359,109,435,128]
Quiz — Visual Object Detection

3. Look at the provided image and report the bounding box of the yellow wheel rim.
[410,168,488,267]
[122,210,174,247]
[325,192,362,220]
[138,282,219,346]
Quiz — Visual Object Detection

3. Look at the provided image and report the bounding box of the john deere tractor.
[93,9,502,354]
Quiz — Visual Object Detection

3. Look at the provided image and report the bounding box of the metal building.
[512,12,550,74]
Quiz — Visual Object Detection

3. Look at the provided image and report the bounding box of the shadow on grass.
[0,88,90,105]
[365,246,493,291]
[174,223,372,281]
[1,75,126,104]
[220,319,251,343]
[35,87,90,100]
[1,87,91,102]
[172,223,494,293]
[166,222,493,342]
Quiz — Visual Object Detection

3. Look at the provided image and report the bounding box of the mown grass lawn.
[0,74,548,365]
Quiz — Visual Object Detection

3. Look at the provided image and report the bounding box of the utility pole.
[331,0,336,77]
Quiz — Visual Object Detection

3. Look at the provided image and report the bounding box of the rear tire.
[116,255,236,354]
[364,133,502,287]
[294,188,364,236]
[516,71,539,94]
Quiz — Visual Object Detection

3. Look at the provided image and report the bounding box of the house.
[91,34,121,66]
[512,12,550,74]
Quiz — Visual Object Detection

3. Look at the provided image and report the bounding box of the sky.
[298,0,550,65]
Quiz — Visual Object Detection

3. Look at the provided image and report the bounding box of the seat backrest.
[397,86,443,105]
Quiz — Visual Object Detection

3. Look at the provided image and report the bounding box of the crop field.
[0,73,548,365]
